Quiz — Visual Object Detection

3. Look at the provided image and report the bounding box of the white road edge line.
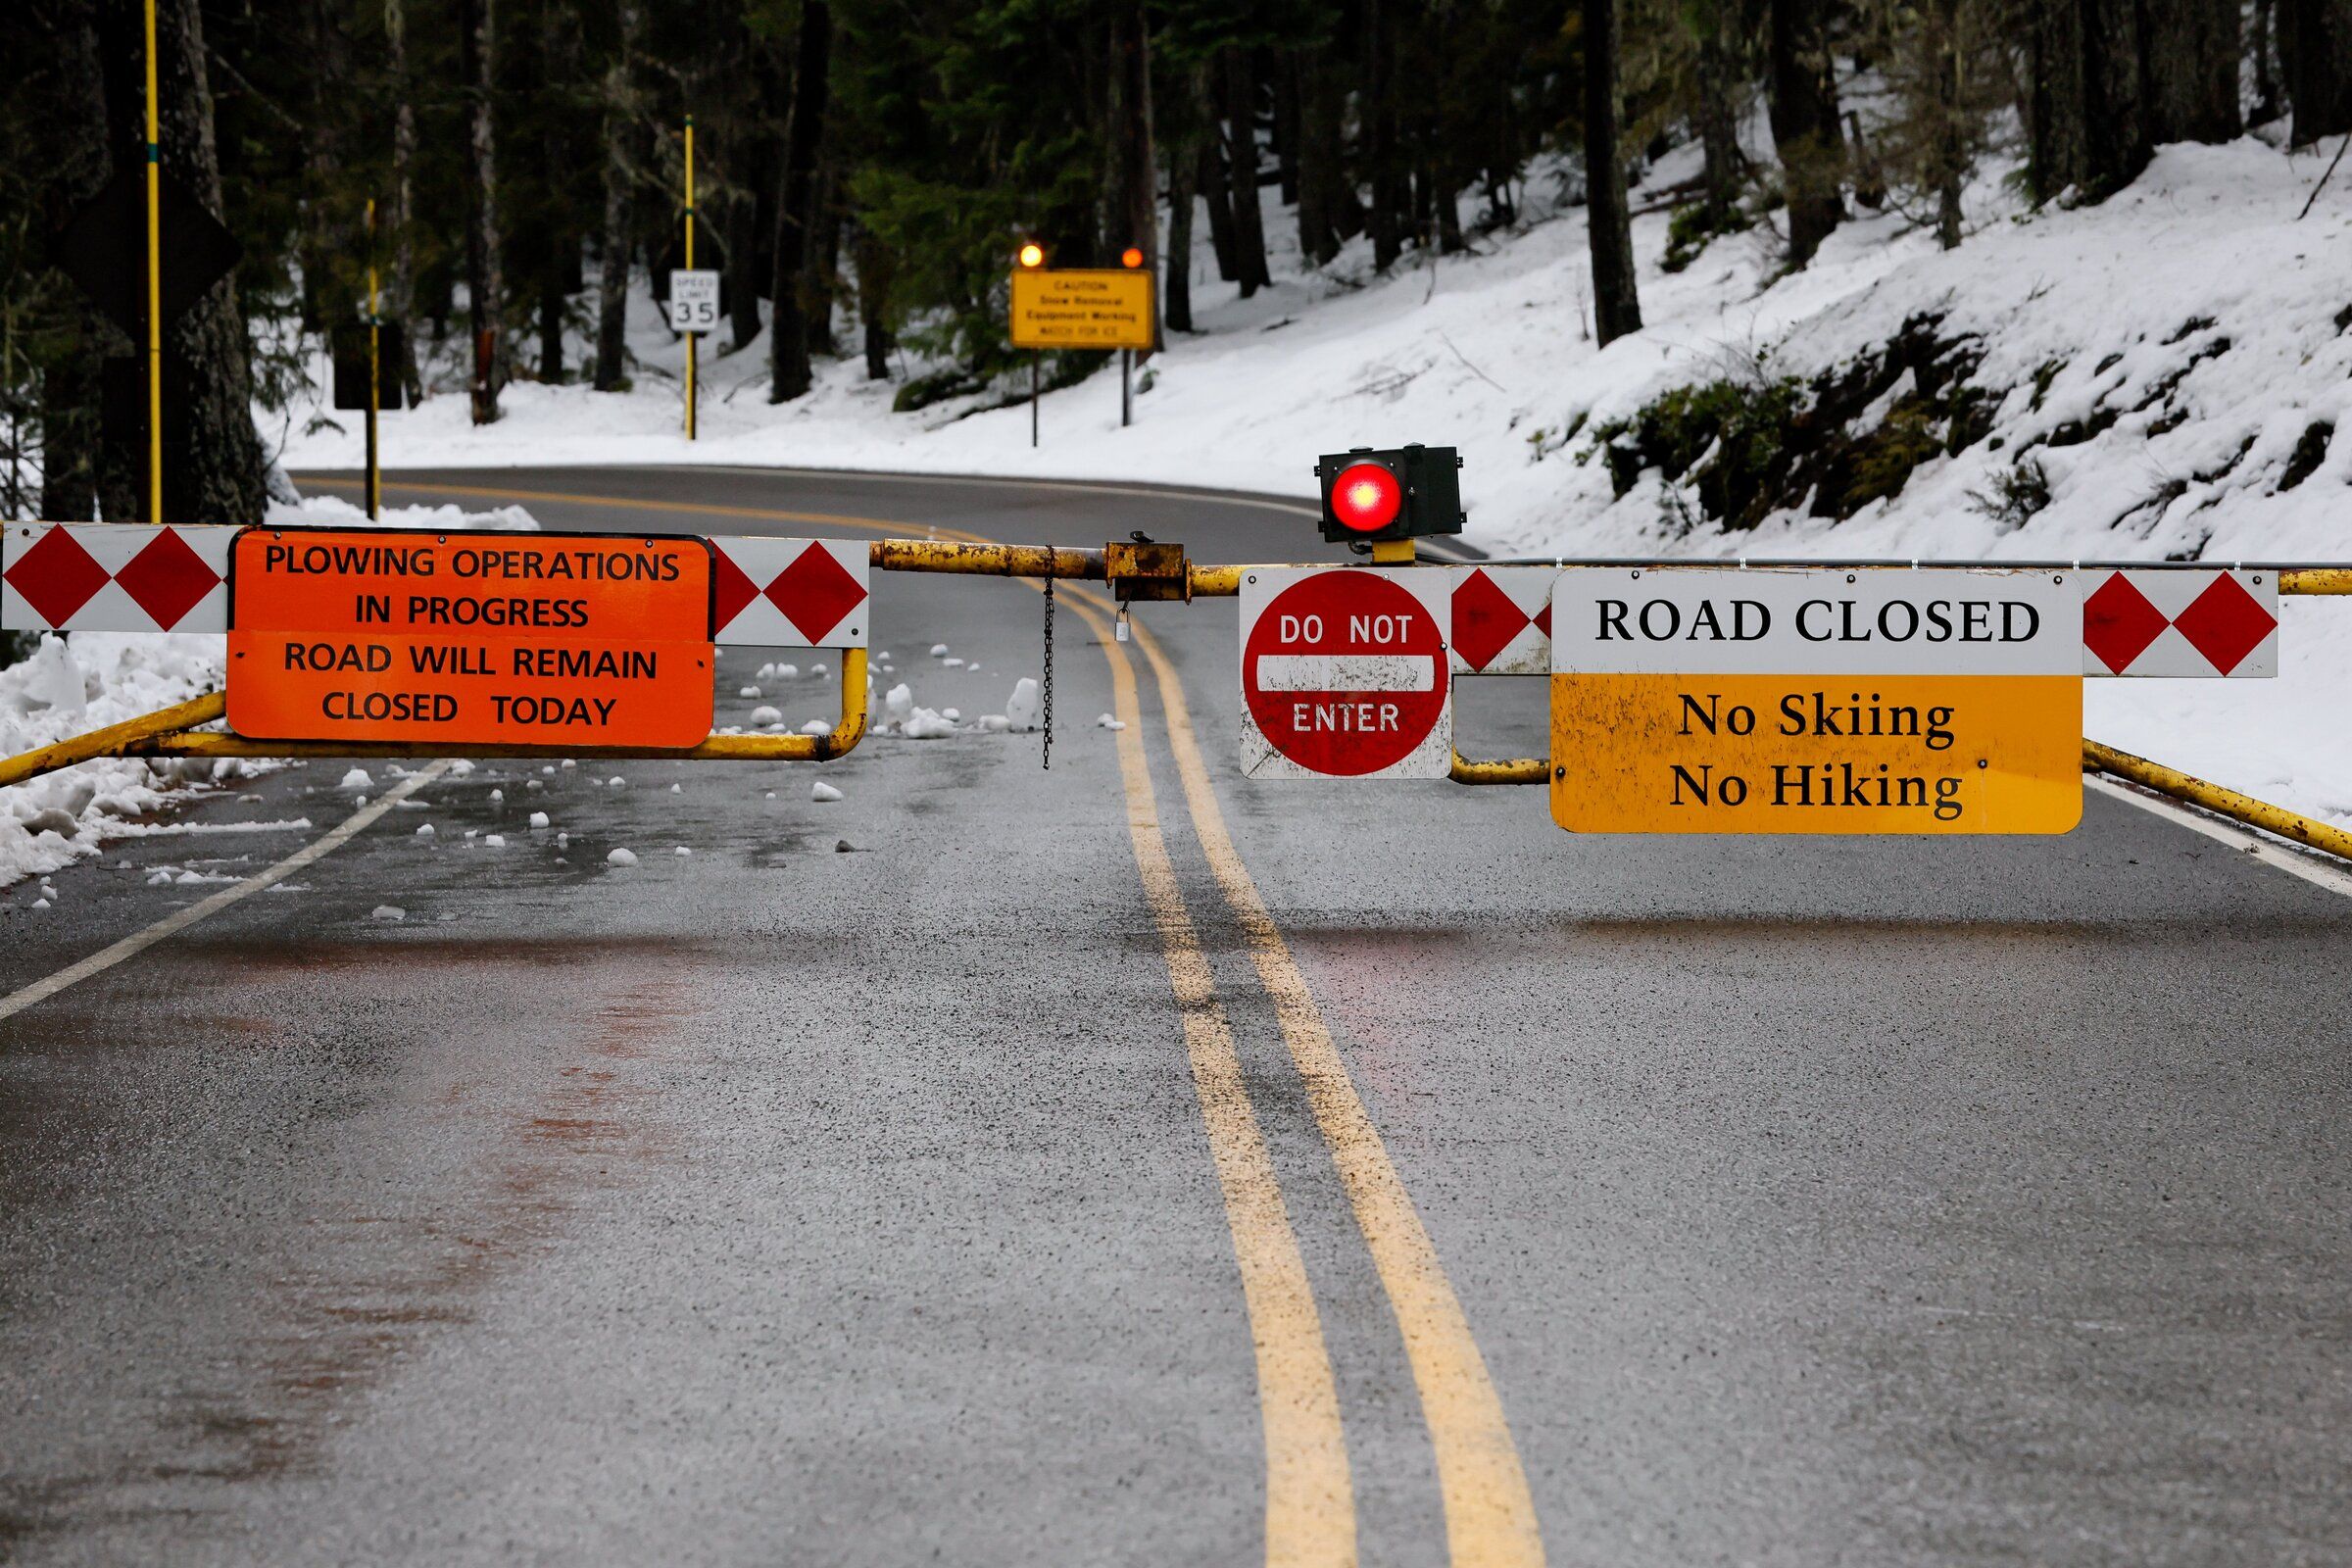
[0,760,454,1024]
[2086,772,2352,901]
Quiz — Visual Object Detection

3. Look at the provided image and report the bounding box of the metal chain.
[1039,573,1058,775]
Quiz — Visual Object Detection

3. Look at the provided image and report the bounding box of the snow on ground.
[92,129,2330,852]
[0,498,536,888]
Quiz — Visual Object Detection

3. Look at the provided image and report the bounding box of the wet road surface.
[3,466,2349,1566]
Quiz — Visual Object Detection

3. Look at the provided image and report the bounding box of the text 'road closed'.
[1548,567,2083,834]
[224,527,715,749]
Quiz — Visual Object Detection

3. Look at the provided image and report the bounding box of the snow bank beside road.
[0,498,537,890]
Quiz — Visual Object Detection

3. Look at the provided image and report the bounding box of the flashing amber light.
[1120,247,1145,269]
[1329,462,1403,533]
[1017,243,1046,269]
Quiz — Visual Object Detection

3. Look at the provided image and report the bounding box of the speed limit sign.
[668,270,720,333]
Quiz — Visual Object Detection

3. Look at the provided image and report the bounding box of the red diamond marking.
[765,545,868,644]
[2,528,112,627]
[2172,573,2277,674]
[711,549,760,632]
[114,528,222,630]
[1449,569,1530,671]
[1533,602,1551,640]
[2082,573,2168,673]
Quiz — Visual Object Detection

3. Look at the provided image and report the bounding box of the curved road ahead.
[4,466,2350,1566]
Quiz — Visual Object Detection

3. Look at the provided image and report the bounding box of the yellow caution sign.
[1548,567,2082,834]
[1009,268,1154,351]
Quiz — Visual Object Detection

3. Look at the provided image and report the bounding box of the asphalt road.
[4,465,2350,1567]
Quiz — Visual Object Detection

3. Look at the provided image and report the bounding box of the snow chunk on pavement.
[739,686,761,698]
[1097,713,1127,729]
[903,708,956,739]
[883,683,915,726]
[371,906,405,922]
[673,846,692,857]
[800,718,831,735]
[930,644,950,658]
[751,705,783,726]
[484,834,507,847]
[944,657,965,668]
[415,823,435,837]
[977,714,1010,733]
[1004,678,1042,732]
[338,768,372,790]
[811,781,843,802]
[773,662,799,679]
[606,848,638,867]
[528,810,550,828]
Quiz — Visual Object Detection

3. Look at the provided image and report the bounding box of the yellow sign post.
[1548,567,2083,834]
[142,0,164,524]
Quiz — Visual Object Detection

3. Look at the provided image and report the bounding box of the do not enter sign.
[1240,568,1452,778]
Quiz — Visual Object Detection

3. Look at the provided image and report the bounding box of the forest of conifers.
[0,0,2341,526]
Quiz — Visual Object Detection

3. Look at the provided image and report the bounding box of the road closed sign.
[1240,567,1451,778]
[1549,567,2082,834]
[225,528,716,749]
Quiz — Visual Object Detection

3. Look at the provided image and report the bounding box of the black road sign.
[54,172,242,340]
[331,323,409,410]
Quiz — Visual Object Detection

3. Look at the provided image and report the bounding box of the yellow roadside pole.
[365,199,381,518]
[142,0,164,524]
[683,117,697,442]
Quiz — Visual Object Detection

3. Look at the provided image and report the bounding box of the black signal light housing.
[1314,444,1464,544]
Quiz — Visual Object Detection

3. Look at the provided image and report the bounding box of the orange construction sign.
[225,528,715,748]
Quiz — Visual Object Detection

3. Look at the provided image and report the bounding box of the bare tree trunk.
[299,0,350,330]
[2141,0,2240,144]
[1164,127,1196,331]
[2251,0,2281,125]
[1198,133,1239,282]
[40,0,114,523]
[852,223,892,379]
[1582,0,1642,342]
[593,0,637,391]
[534,0,576,382]
[1222,47,1270,294]
[1271,54,1300,204]
[1692,0,1746,220]
[2280,0,2352,144]
[1366,0,1401,270]
[385,0,423,402]
[768,0,831,402]
[1294,50,1341,265]
[1933,0,1965,247]
[1107,1,1159,346]
[461,0,504,422]
[726,186,761,352]
[1766,0,1846,266]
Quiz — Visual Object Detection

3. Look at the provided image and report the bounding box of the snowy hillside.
[271,132,2352,837]
[280,136,2352,570]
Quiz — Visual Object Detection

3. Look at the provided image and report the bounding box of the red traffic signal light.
[1120,246,1145,269]
[1315,445,1464,544]
[1328,462,1403,533]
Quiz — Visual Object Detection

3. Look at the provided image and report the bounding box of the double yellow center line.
[315,475,1544,1566]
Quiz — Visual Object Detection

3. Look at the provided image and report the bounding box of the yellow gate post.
[142,0,164,524]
